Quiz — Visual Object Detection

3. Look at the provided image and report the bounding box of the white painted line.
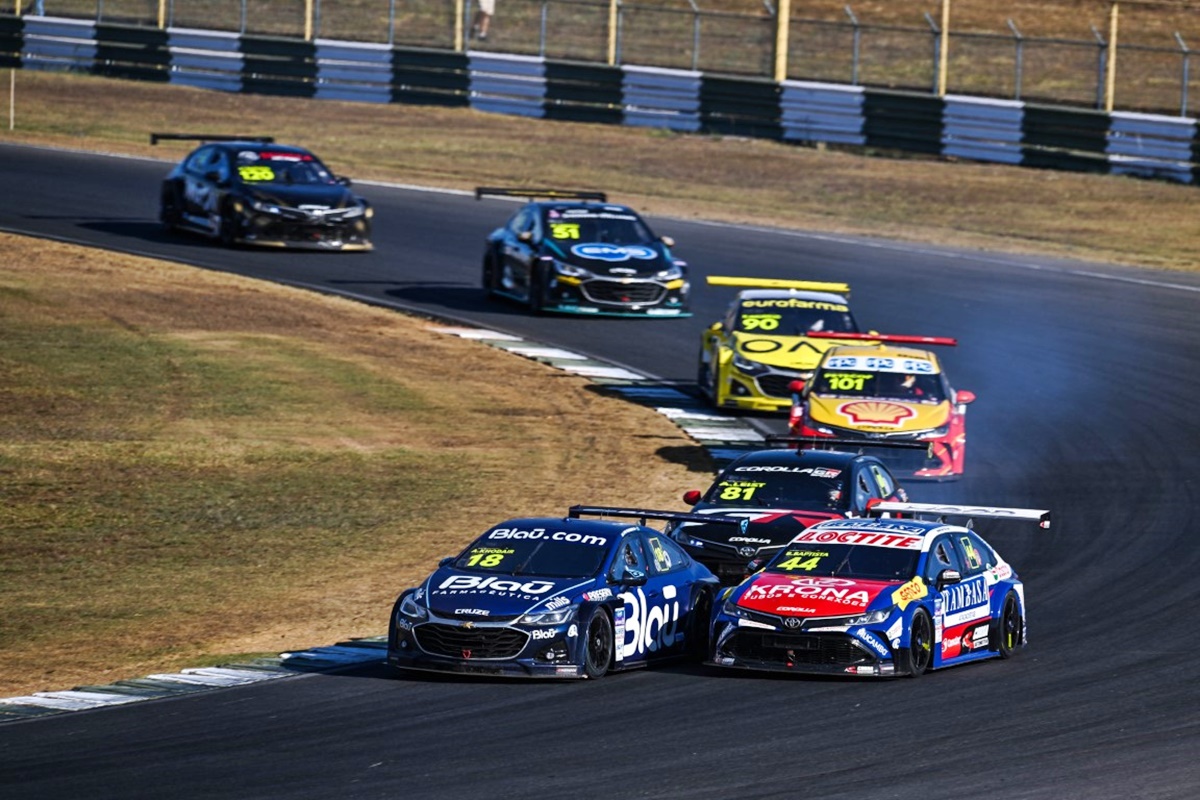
[428,327,524,341]
[560,366,648,380]
[502,346,589,360]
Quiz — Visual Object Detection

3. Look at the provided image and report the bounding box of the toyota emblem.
[738,546,757,558]
[783,617,802,629]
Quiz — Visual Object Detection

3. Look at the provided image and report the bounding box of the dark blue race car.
[476,188,690,317]
[388,506,740,679]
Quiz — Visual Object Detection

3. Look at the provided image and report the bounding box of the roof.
[735,289,850,304]
[725,448,872,470]
[825,343,943,366]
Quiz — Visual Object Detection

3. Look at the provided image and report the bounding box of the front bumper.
[387,617,584,679]
[718,368,806,412]
[236,213,373,251]
[710,622,897,677]
[793,425,963,480]
[545,275,690,317]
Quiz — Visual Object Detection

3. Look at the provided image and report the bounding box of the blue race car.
[388,506,741,679]
[709,502,1050,678]
[476,188,690,317]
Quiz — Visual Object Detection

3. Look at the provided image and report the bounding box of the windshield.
[734,298,857,335]
[454,532,609,579]
[765,543,919,582]
[235,150,337,186]
[704,467,849,511]
[811,368,946,402]
[543,207,655,244]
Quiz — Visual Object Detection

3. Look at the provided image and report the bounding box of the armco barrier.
[4,17,1200,185]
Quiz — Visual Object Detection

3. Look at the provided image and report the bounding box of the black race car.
[670,444,909,584]
[476,187,690,316]
[153,133,373,251]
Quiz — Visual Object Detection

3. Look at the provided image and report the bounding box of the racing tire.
[687,590,713,661]
[994,591,1023,659]
[528,263,547,315]
[582,608,613,679]
[160,186,182,231]
[697,351,713,401]
[481,254,499,297]
[899,608,934,677]
[218,203,240,248]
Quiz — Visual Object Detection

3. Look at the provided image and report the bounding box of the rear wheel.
[687,591,713,661]
[994,592,1023,658]
[900,608,933,677]
[582,609,613,679]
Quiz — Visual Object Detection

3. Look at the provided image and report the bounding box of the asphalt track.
[2,142,1199,799]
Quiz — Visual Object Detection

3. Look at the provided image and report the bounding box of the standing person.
[471,0,494,41]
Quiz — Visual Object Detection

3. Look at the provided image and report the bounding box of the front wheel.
[528,263,547,314]
[994,591,1023,658]
[582,609,613,679]
[687,590,713,661]
[899,608,933,677]
[482,253,499,296]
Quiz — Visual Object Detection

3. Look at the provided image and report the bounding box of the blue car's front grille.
[414,623,528,660]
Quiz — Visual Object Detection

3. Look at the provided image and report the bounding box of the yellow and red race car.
[787,341,976,480]
[698,276,868,412]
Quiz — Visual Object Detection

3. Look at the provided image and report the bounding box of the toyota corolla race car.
[669,446,908,584]
[388,506,741,679]
[477,188,689,316]
[709,502,1050,678]
[788,341,975,480]
[698,276,866,411]
[154,134,373,250]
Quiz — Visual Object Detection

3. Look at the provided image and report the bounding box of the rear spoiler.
[569,505,749,534]
[150,133,274,145]
[706,275,851,295]
[869,502,1051,530]
[475,187,607,202]
[807,331,958,347]
[765,435,931,452]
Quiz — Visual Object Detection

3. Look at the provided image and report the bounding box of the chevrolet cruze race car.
[698,276,866,412]
[388,506,741,679]
[709,502,1050,678]
[477,188,689,316]
[788,342,975,480]
[154,134,373,250]
[669,446,908,584]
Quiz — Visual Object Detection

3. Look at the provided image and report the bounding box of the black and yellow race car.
[154,133,373,251]
[476,188,689,316]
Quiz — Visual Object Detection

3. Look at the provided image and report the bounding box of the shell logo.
[838,401,915,426]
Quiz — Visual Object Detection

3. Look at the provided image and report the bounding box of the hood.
[735,574,906,617]
[807,394,951,433]
[683,507,844,548]
[423,567,595,618]
[246,182,358,210]
[547,240,670,277]
[731,332,855,371]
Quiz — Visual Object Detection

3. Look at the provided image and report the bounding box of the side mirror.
[438,556,455,567]
[682,489,702,506]
[956,390,976,405]
[788,379,807,396]
[336,175,353,187]
[936,568,962,591]
[621,567,648,586]
[660,235,675,248]
[517,230,534,243]
[745,557,767,575]
[708,321,724,333]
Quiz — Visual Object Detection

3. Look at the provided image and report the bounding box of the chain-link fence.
[10,0,1200,116]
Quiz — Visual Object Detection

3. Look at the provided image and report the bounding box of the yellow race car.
[698,276,868,412]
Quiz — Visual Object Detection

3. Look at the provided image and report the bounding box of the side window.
[924,535,965,581]
[956,533,994,576]
[854,471,873,509]
[212,150,231,184]
[184,146,213,175]
[611,534,647,581]
[508,208,533,236]
[640,532,686,576]
[868,464,895,498]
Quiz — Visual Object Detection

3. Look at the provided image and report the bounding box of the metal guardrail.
[7,1,1200,116]
[4,18,1199,186]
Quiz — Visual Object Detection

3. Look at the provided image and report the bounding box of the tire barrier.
[4,16,1199,185]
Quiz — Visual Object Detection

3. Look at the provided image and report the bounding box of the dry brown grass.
[0,232,710,696]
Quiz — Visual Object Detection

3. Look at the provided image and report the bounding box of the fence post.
[924,12,939,95]
[688,0,700,72]
[158,0,167,29]
[388,0,395,47]
[773,0,791,82]
[304,0,314,42]
[455,0,465,52]
[937,0,950,96]
[845,5,860,86]
[1091,25,1106,109]
[1104,1,1119,113]
[540,1,548,58]
[1008,19,1023,101]
[1176,32,1190,117]
[607,0,618,66]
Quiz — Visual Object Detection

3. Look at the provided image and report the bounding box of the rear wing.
[765,435,931,453]
[807,331,958,347]
[150,133,274,145]
[706,275,851,295]
[870,502,1051,530]
[475,187,607,202]
[569,505,748,534]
